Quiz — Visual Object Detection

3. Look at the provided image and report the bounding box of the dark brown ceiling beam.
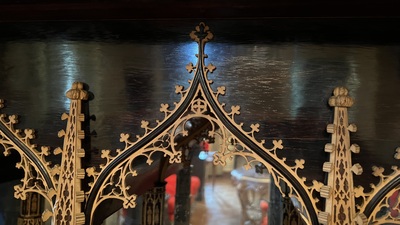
[0,1,399,21]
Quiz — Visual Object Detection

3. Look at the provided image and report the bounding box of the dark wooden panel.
[0,19,399,198]
[0,0,400,21]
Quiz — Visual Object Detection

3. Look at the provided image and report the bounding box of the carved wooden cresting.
[0,83,88,225]
[0,23,399,225]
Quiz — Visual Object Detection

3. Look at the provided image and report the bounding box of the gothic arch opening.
[84,23,319,225]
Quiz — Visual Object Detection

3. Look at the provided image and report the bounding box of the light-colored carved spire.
[319,87,363,225]
[53,82,87,225]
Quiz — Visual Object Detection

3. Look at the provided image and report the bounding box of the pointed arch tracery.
[84,22,320,225]
[1,22,400,225]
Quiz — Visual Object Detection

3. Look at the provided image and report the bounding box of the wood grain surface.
[0,20,399,222]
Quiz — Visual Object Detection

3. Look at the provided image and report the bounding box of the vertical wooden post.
[53,82,88,225]
[174,165,192,225]
[318,87,362,225]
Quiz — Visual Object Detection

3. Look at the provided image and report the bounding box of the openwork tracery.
[0,82,88,225]
[84,22,320,225]
[0,22,399,225]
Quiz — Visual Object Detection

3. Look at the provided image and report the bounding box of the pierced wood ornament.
[1,23,399,225]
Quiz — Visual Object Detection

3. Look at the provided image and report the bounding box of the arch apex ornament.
[189,22,214,44]
[83,22,321,225]
[2,23,400,225]
[66,82,88,100]
[328,87,354,108]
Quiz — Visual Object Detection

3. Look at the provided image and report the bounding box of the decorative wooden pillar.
[52,82,88,225]
[17,192,42,225]
[174,164,192,225]
[142,184,166,225]
[318,87,361,225]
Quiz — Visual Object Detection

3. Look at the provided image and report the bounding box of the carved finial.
[189,22,214,44]
[395,147,400,160]
[329,87,354,107]
[354,213,368,225]
[66,82,88,100]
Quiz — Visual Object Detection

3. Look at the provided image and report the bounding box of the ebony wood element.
[2,20,400,225]
[174,166,192,225]
[1,0,399,21]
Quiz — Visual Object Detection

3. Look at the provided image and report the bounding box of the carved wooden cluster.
[318,87,360,224]
[317,87,400,225]
[0,23,399,225]
[0,82,88,225]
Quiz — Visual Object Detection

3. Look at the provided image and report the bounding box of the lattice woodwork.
[318,87,400,225]
[84,22,322,225]
[318,87,360,225]
[1,82,88,225]
[1,22,400,225]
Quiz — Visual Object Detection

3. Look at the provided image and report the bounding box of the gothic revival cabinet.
[1,17,400,225]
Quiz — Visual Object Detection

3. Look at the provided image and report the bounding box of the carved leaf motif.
[206,63,216,72]
[40,146,50,156]
[354,186,364,198]
[119,133,130,143]
[295,159,305,169]
[14,185,26,200]
[101,150,111,159]
[9,115,17,124]
[372,166,385,177]
[231,105,241,115]
[217,86,226,95]
[312,180,324,192]
[250,124,260,133]
[86,167,97,178]
[121,193,137,209]
[273,140,284,149]
[24,129,34,139]
[141,120,150,130]
[186,63,194,72]
[160,103,169,113]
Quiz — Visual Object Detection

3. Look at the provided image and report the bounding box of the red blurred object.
[260,200,269,225]
[164,174,201,222]
[200,140,209,152]
[389,190,400,218]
